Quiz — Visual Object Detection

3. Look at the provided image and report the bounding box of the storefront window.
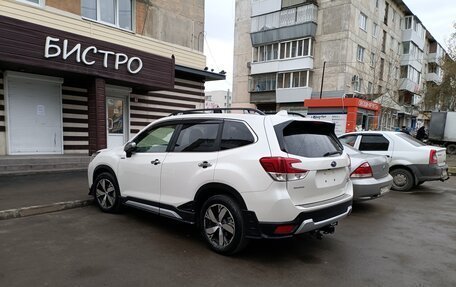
[107,98,124,134]
[82,0,133,31]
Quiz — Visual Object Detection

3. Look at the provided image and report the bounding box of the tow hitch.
[310,223,337,240]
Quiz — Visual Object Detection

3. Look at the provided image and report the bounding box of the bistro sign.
[44,36,143,74]
[0,15,174,90]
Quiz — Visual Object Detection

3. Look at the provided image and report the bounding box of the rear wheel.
[93,172,122,213]
[446,143,456,155]
[390,168,414,192]
[199,195,248,255]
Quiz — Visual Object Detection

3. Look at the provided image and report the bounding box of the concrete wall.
[140,0,205,52]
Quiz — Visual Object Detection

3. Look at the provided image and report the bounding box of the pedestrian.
[416,126,426,141]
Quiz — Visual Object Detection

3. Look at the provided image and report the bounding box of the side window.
[359,135,390,151]
[173,123,219,152]
[220,121,255,150]
[339,135,358,147]
[135,125,176,153]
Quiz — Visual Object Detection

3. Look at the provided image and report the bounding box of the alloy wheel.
[95,179,116,209]
[204,204,236,248]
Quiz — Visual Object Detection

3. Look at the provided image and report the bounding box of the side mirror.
[124,142,137,158]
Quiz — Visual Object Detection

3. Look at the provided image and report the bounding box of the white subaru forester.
[88,109,353,255]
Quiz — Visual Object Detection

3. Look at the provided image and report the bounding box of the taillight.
[429,149,438,165]
[350,162,373,178]
[260,157,309,181]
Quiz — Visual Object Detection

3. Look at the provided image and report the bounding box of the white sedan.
[339,131,449,191]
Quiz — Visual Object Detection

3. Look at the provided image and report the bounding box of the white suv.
[88,109,353,254]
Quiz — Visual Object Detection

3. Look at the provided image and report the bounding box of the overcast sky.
[203,0,456,92]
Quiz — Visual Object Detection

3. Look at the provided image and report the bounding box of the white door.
[7,73,63,154]
[160,121,221,207]
[106,86,130,149]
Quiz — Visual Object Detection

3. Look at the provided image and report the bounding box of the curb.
[0,199,93,220]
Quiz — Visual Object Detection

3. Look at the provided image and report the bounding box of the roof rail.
[169,108,265,116]
[264,111,306,118]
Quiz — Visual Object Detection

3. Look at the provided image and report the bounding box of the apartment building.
[205,90,232,109]
[0,0,224,156]
[232,0,446,133]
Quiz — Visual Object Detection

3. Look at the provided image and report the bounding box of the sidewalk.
[0,171,92,220]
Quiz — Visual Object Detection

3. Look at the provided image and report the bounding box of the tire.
[199,195,248,255]
[390,168,414,192]
[446,143,456,155]
[93,172,122,213]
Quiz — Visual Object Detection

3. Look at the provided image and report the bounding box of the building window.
[252,43,279,63]
[403,16,413,29]
[82,0,133,31]
[379,58,385,80]
[384,2,389,25]
[277,70,311,89]
[278,38,312,60]
[357,45,365,62]
[17,0,42,6]
[367,82,373,94]
[359,13,367,31]
[251,73,276,92]
[372,23,378,38]
[370,52,376,66]
[353,75,363,93]
[382,30,387,52]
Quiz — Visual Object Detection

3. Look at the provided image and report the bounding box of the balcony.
[276,87,312,103]
[427,52,443,64]
[251,57,313,75]
[399,78,421,94]
[426,72,442,84]
[400,55,422,72]
[251,23,317,45]
[402,30,425,51]
[251,0,281,17]
[250,91,276,104]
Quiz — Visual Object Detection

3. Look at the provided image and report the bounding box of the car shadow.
[115,206,343,262]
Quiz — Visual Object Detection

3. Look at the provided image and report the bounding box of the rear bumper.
[352,174,393,201]
[243,198,352,239]
[409,164,450,182]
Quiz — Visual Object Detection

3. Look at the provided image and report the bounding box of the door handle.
[198,161,212,168]
[151,159,161,165]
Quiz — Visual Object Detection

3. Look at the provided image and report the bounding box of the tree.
[425,23,456,111]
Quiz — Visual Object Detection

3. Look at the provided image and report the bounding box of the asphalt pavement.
[0,178,455,286]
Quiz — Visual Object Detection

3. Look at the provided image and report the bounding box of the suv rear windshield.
[276,121,342,158]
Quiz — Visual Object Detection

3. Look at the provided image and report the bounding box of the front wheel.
[390,168,414,192]
[199,195,248,255]
[93,172,122,213]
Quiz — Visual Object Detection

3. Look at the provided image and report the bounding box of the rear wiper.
[323,151,342,157]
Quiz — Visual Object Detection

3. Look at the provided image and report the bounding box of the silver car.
[344,144,393,201]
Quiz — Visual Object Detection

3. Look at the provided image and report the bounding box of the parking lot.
[1,177,455,287]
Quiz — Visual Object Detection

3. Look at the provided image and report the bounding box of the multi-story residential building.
[205,90,232,109]
[233,0,446,134]
[0,0,224,156]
